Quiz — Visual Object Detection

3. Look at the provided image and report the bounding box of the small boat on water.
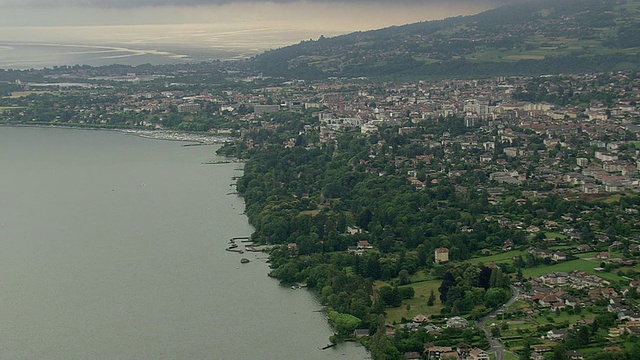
[240,258,250,264]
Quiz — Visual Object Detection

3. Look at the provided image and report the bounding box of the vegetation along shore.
[2,0,640,358]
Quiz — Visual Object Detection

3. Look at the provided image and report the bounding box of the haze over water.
[0,127,367,359]
[0,1,500,69]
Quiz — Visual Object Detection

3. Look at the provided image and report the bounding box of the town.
[1,64,640,360]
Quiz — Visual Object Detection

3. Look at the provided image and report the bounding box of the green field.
[0,106,23,113]
[504,352,519,360]
[576,251,623,259]
[468,250,525,265]
[522,259,625,283]
[376,279,444,323]
[544,232,567,240]
[533,312,585,325]
[600,194,623,204]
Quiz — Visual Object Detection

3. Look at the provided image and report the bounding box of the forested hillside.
[251,0,640,79]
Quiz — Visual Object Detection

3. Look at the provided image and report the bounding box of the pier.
[225,237,276,254]
[225,237,252,253]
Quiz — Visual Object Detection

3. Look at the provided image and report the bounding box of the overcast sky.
[0,0,516,26]
[0,0,516,8]
[0,0,518,65]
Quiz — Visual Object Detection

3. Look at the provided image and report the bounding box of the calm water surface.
[0,127,368,360]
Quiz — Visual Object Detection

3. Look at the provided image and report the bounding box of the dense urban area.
[1,62,639,360]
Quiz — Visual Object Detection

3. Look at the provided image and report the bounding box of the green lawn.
[508,300,532,311]
[468,250,525,265]
[600,194,623,204]
[522,259,625,283]
[505,352,519,360]
[544,232,567,239]
[409,270,432,283]
[376,279,444,323]
[576,251,623,259]
[534,312,584,325]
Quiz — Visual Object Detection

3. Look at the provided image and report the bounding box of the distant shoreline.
[1,123,232,144]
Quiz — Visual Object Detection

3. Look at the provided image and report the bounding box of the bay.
[0,127,367,360]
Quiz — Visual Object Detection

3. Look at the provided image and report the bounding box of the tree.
[551,344,568,360]
[398,269,411,285]
[439,271,456,302]
[489,267,504,288]
[491,326,501,337]
[328,311,361,335]
[427,289,436,306]
[379,286,402,307]
[485,288,508,308]
[398,286,415,299]
[370,327,400,359]
[519,337,532,360]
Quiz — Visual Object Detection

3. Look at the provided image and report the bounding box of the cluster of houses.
[347,240,374,255]
[534,271,611,289]
[527,247,568,262]
[523,270,640,343]
[4,65,640,196]
[353,314,482,359]
[420,343,489,360]
[528,270,619,312]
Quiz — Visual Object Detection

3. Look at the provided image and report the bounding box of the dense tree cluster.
[438,264,510,317]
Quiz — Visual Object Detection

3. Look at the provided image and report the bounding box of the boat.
[240,258,250,264]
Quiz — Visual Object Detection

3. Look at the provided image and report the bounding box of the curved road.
[476,286,520,360]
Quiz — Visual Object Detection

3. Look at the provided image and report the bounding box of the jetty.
[202,160,234,165]
[225,237,252,253]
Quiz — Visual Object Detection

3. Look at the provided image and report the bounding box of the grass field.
[576,251,623,259]
[600,194,623,204]
[544,232,567,239]
[376,279,444,323]
[521,258,625,283]
[0,106,23,112]
[504,352,519,360]
[533,312,584,325]
[468,250,525,265]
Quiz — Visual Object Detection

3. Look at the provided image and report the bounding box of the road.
[476,286,520,360]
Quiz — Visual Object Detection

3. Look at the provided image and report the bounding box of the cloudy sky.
[0,0,516,67]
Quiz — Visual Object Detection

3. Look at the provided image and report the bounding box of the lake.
[0,126,368,360]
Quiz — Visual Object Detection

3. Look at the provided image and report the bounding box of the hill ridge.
[250,0,640,80]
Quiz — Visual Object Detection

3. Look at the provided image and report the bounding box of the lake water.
[0,127,368,360]
[0,43,206,70]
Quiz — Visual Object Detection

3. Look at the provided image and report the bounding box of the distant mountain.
[250,0,640,79]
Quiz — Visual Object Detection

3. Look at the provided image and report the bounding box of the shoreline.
[1,123,233,145]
